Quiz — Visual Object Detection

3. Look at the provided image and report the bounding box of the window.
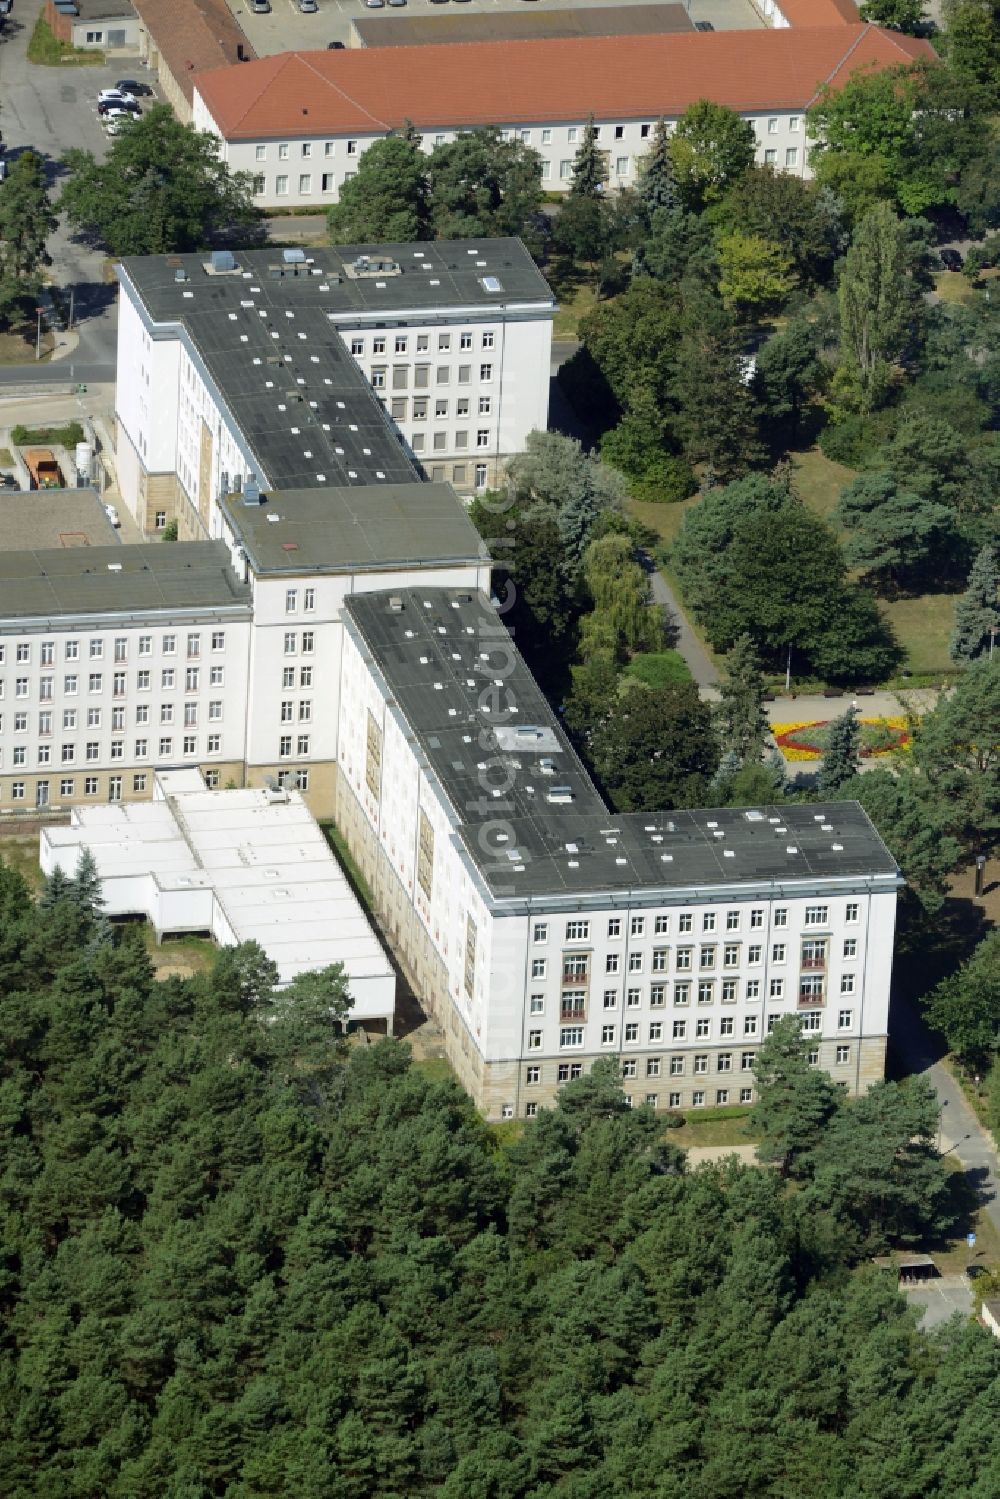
[607,917,622,938]
[565,920,589,941]
[482,331,494,350]
[678,913,692,933]
[138,636,151,657]
[279,735,292,759]
[767,116,779,134]
[626,988,641,1008]
[804,905,829,928]
[649,1023,662,1043]
[532,922,548,944]
[88,674,102,694]
[654,915,669,935]
[346,140,358,156]
[836,1045,851,1064]
[785,147,798,168]
[603,989,618,1009]
[475,465,487,489]
[560,1027,584,1049]
[135,738,148,759]
[668,1055,684,1077]
[13,644,28,664]
[629,915,645,938]
[700,947,716,970]
[673,1019,687,1039]
[772,943,786,964]
[769,978,784,1000]
[650,984,666,1007]
[773,908,788,929]
[255,144,266,161]
[476,430,490,449]
[529,994,544,1016]
[697,982,714,1006]
[531,958,547,979]
[744,1015,758,1036]
[559,160,573,180]
[207,734,221,755]
[764,149,777,165]
[209,666,225,688]
[800,975,824,1002]
[652,948,668,973]
[843,938,858,958]
[161,705,173,725]
[841,974,856,994]
[161,670,174,690]
[84,777,97,795]
[750,908,763,929]
[720,1016,734,1036]
[60,744,75,764]
[60,778,75,797]
[285,588,298,614]
[480,363,492,382]
[15,679,28,699]
[676,947,692,971]
[526,1065,540,1084]
[628,952,643,973]
[625,1023,639,1043]
[302,633,314,654]
[723,943,740,968]
[741,1050,755,1072]
[275,175,289,196]
[563,955,589,982]
[696,1017,711,1039]
[63,710,77,730]
[800,1010,821,1033]
[790,115,800,131]
[702,911,716,933]
[717,1053,732,1073]
[283,632,297,655]
[673,982,690,1006]
[838,1009,853,1029]
[527,1030,542,1050]
[601,1024,616,1045]
[846,902,859,923]
[694,1055,708,1075]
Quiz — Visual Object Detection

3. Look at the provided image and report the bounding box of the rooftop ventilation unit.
[481,275,503,294]
[546,786,574,804]
[388,596,404,612]
[347,255,401,280]
[206,249,238,275]
[173,266,188,283]
[282,248,306,265]
[243,474,262,506]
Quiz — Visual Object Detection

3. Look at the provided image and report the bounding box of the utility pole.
[35,306,43,361]
[785,643,792,693]
[68,288,75,331]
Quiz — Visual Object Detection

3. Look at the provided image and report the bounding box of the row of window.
[283,588,316,614]
[388,395,492,422]
[370,364,494,390]
[0,767,311,806]
[0,666,226,701]
[519,1088,753,1118]
[0,631,225,667]
[531,941,855,980]
[0,734,226,768]
[411,430,492,455]
[0,703,224,734]
[530,982,856,1016]
[351,330,495,357]
[532,1007,855,1050]
[548,905,851,943]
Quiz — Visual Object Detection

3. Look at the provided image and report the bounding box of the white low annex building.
[39,768,396,1025]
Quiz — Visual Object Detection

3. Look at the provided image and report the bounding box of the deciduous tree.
[426,128,543,241]
[837,202,910,412]
[326,134,430,244]
[61,105,259,254]
[0,150,56,324]
[669,99,756,210]
[589,681,717,810]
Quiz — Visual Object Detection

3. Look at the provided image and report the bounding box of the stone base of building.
[0,761,246,814]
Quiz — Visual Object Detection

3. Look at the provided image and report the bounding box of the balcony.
[561,1004,587,1023]
[798,988,826,1007]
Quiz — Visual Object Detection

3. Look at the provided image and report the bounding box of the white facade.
[0,581,251,812]
[336,594,900,1119]
[194,99,809,211]
[39,771,396,1023]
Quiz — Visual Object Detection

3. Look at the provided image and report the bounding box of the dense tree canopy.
[326,133,431,244]
[1,863,995,1496]
[61,106,260,255]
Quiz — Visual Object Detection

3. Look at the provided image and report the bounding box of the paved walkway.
[766,689,938,724]
[891,994,1000,1241]
[684,1143,759,1167]
[646,562,720,688]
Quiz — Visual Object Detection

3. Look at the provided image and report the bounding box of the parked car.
[99,99,141,116]
[365,0,384,8]
[298,0,318,11]
[327,38,345,45]
[940,247,964,272]
[104,503,120,528]
[388,0,407,7]
[0,473,18,488]
[98,87,136,104]
[115,78,152,95]
[694,19,714,29]
[105,111,138,134]
[250,0,271,11]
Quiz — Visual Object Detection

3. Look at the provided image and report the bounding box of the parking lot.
[223,0,761,55]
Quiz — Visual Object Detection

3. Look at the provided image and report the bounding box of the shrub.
[624,650,692,689]
[12,421,85,448]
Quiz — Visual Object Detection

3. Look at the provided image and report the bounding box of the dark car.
[115,78,152,95]
[694,19,714,29]
[327,38,345,46]
[940,247,964,272]
[99,98,141,116]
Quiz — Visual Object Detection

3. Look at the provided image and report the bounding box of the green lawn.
[790,446,856,528]
[27,16,105,64]
[0,834,43,892]
[879,593,957,677]
[142,927,216,977]
[666,1106,758,1149]
[551,278,599,340]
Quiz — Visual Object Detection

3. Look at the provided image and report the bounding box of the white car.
[104,503,120,528]
[98,88,136,106]
[104,112,135,135]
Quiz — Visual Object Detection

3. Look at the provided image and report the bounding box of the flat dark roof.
[118,241,552,494]
[344,587,901,904]
[223,482,489,574]
[0,489,120,552]
[352,4,693,46]
[69,0,136,19]
[0,541,251,623]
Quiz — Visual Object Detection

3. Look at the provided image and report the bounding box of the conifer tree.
[715,633,770,766]
[818,705,861,792]
[569,115,608,199]
[951,544,1000,664]
[636,118,676,218]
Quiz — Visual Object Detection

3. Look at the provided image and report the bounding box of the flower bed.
[772,718,910,762]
